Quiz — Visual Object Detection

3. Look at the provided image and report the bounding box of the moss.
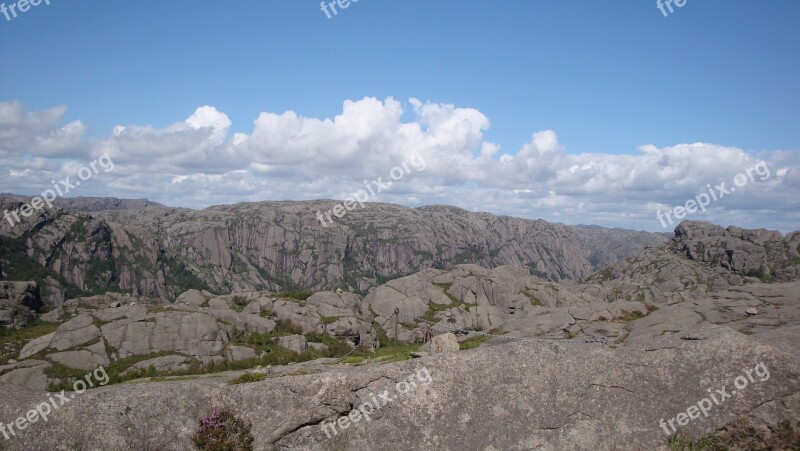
[229,372,267,385]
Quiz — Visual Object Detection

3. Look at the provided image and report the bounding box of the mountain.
[0,214,798,449]
[0,195,668,306]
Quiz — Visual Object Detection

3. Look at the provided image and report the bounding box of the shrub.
[229,373,266,385]
[193,409,254,451]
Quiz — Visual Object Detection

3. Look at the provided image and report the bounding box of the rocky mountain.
[0,195,668,307]
[0,219,798,449]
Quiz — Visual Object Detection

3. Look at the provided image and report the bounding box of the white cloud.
[0,99,797,233]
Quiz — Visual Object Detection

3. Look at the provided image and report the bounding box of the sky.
[0,0,798,233]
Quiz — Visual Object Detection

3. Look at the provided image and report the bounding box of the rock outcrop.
[0,324,797,450]
[0,281,42,328]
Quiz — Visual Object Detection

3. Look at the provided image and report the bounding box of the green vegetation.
[0,234,73,301]
[744,268,776,284]
[83,258,121,295]
[277,290,313,301]
[521,290,544,307]
[618,310,645,323]
[598,267,614,282]
[193,409,254,451]
[667,420,799,450]
[229,372,267,385]
[232,296,249,312]
[375,272,404,285]
[319,315,339,325]
[0,320,60,348]
[421,285,478,322]
[259,309,275,318]
[46,351,177,391]
[526,262,548,278]
[342,341,423,365]
[66,218,88,243]
[0,320,61,365]
[459,335,492,350]
[160,255,211,295]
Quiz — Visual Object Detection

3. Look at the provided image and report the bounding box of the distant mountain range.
[2,194,670,306]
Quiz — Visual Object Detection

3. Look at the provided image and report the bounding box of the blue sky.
[1,0,798,232]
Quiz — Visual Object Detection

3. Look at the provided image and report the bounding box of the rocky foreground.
[0,324,798,450]
[0,215,799,449]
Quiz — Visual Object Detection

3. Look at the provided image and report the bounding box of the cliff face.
[0,196,666,306]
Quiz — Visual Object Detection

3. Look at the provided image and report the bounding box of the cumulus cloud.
[0,99,797,232]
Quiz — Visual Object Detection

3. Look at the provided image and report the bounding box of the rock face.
[0,195,667,307]
[0,281,42,327]
[0,324,797,450]
[674,221,800,282]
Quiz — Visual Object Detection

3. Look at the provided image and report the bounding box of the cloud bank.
[0,98,797,232]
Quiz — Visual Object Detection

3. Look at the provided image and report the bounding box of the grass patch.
[319,315,339,325]
[278,290,313,301]
[0,320,61,365]
[522,290,544,307]
[0,320,60,347]
[459,335,492,350]
[667,420,799,450]
[618,310,645,323]
[259,309,275,318]
[229,372,267,385]
[232,296,249,312]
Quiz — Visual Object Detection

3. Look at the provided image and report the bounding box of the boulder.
[429,333,459,354]
[175,289,213,307]
[277,335,308,354]
[229,346,257,362]
[0,359,50,391]
[48,341,110,371]
[101,312,229,364]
